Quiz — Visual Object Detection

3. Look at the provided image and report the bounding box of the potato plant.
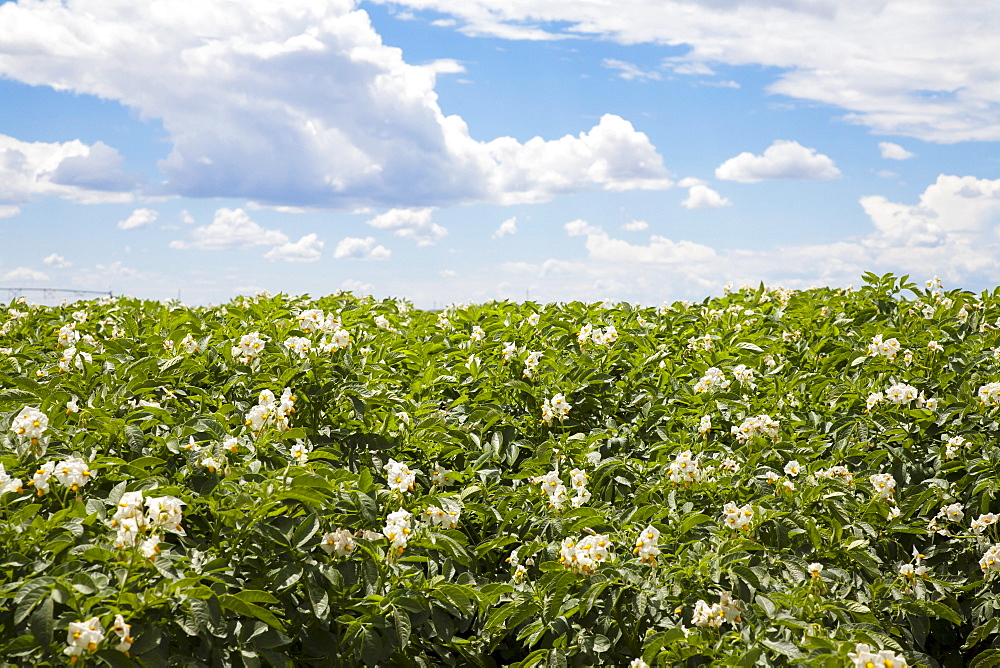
[0,272,999,667]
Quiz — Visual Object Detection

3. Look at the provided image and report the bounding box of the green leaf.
[218,594,286,633]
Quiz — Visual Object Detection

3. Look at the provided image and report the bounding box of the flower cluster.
[522,351,542,378]
[232,331,267,364]
[27,457,92,495]
[731,414,779,442]
[815,465,854,485]
[578,323,618,346]
[320,528,356,557]
[540,393,571,425]
[693,367,729,393]
[385,459,417,493]
[374,314,397,332]
[320,327,351,352]
[532,467,590,510]
[244,388,295,435]
[382,509,412,554]
[284,336,311,357]
[691,592,741,627]
[110,491,185,558]
[867,334,902,359]
[978,382,1000,406]
[559,534,612,573]
[870,473,897,500]
[423,504,461,529]
[848,643,907,668]
[721,502,754,531]
[11,406,48,444]
[297,308,342,334]
[885,383,918,405]
[668,450,712,485]
[981,544,1000,574]
[972,513,998,534]
[0,465,23,496]
[64,617,104,662]
[634,525,660,564]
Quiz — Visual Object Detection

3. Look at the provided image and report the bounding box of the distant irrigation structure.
[1,287,113,304]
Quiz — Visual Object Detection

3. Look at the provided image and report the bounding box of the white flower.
[423,505,461,529]
[431,464,455,486]
[180,333,200,353]
[297,308,324,333]
[807,562,823,578]
[927,340,943,352]
[231,331,267,363]
[12,406,48,441]
[111,614,133,653]
[866,392,883,410]
[320,529,356,557]
[523,351,542,378]
[374,314,396,332]
[145,495,185,535]
[783,460,801,477]
[732,414,779,442]
[979,382,1000,406]
[470,325,486,342]
[693,367,729,393]
[139,534,162,559]
[200,455,221,473]
[526,313,540,327]
[870,473,896,500]
[941,502,964,523]
[289,441,311,465]
[698,415,712,436]
[634,525,661,564]
[981,544,1000,574]
[971,513,998,534]
[383,509,412,553]
[65,617,104,656]
[53,457,91,491]
[284,336,311,357]
[629,660,649,668]
[885,383,919,405]
[384,459,416,493]
[721,502,754,531]
[732,364,755,386]
[0,464,23,496]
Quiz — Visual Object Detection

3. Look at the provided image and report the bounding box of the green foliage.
[0,276,998,666]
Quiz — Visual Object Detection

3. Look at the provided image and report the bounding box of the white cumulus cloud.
[367,208,447,246]
[169,208,288,250]
[373,0,1000,142]
[118,208,158,230]
[878,142,916,160]
[681,184,731,209]
[715,140,841,183]
[622,219,649,231]
[0,134,137,206]
[0,2,674,209]
[492,216,518,239]
[263,233,325,262]
[43,253,72,269]
[565,219,716,264]
[3,267,49,282]
[333,236,392,260]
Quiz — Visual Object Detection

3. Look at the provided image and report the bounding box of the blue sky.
[1,0,999,306]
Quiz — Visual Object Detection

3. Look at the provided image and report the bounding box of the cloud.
[681,184,731,209]
[263,233,325,262]
[0,2,673,209]
[43,253,72,269]
[492,216,518,239]
[602,59,662,81]
[371,0,1000,142]
[715,140,841,183]
[879,142,916,160]
[621,219,648,231]
[0,205,19,218]
[341,278,374,293]
[169,208,288,250]
[333,236,392,260]
[564,219,716,264]
[502,174,1000,304]
[118,208,159,230]
[3,267,49,282]
[367,208,447,246]
[0,134,136,206]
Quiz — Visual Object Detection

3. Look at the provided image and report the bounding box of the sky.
[1,0,999,307]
